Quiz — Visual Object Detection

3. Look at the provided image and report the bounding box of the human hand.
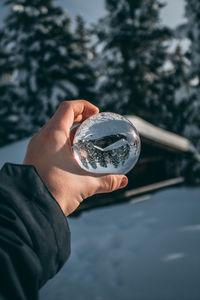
[23,100,128,215]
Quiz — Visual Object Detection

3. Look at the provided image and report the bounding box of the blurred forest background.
[0,0,200,180]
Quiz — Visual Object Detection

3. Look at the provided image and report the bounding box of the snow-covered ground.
[0,138,30,169]
[40,186,200,300]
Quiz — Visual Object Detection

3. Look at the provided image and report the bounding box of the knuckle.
[79,99,89,105]
[59,100,70,109]
[40,127,52,142]
[106,175,118,192]
[38,127,58,149]
[74,99,90,107]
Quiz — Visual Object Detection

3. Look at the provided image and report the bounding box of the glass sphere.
[72,112,141,174]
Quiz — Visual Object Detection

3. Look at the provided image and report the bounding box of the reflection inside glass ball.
[72,112,141,174]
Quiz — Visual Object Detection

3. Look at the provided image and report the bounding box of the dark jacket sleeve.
[0,163,70,300]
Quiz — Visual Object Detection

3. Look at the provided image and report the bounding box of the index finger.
[49,100,99,133]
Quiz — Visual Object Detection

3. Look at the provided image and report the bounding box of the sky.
[0,0,186,28]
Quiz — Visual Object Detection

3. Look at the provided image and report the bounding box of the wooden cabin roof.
[126,115,192,153]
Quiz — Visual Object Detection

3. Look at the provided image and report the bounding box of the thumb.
[96,174,128,194]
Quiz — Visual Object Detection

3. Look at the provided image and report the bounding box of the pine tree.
[3,0,78,129]
[94,0,172,119]
[156,45,190,134]
[183,0,200,150]
[0,0,98,147]
[175,0,200,183]
[0,28,26,146]
[71,15,97,103]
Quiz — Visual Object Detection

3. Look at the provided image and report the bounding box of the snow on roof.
[126,115,192,153]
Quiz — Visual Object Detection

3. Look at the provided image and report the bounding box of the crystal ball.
[72,112,141,174]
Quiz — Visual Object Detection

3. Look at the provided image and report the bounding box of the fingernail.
[120,177,127,188]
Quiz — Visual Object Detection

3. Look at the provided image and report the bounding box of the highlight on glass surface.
[72,112,141,174]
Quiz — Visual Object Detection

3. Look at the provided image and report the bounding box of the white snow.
[25,7,40,17]
[0,138,30,169]
[163,253,185,262]
[30,41,41,51]
[63,81,78,97]
[34,24,49,34]
[40,7,48,14]
[7,115,19,122]
[45,40,56,47]
[128,59,136,69]
[13,5,24,12]
[44,52,51,61]
[30,75,37,92]
[58,46,67,56]
[189,76,199,87]
[39,186,200,300]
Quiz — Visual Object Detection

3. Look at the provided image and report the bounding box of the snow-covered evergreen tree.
[3,0,79,128]
[183,0,200,149]
[94,0,172,119]
[71,15,97,103]
[156,45,190,134]
[175,0,200,183]
[0,0,98,147]
[0,28,27,146]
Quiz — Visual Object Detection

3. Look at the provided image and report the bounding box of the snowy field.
[40,186,200,300]
[0,138,30,169]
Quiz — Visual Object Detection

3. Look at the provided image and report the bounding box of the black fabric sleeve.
[0,163,70,300]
